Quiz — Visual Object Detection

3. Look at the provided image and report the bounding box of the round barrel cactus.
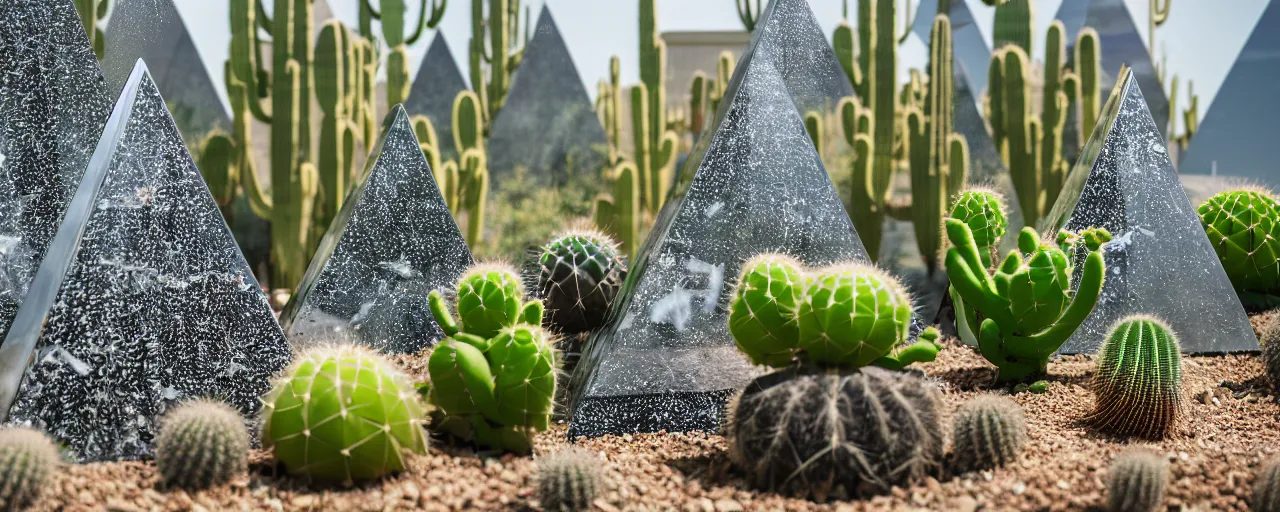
[1107,449,1168,512]
[952,395,1026,472]
[950,187,1009,268]
[1198,188,1280,309]
[261,345,428,484]
[0,427,59,510]
[795,263,913,367]
[537,447,604,512]
[455,263,529,339]
[728,253,805,368]
[1084,315,1182,439]
[528,230,627,335]
[155,399,249,489]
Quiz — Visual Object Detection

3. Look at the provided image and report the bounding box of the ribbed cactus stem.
[993,0,1032,53]
[1084,315,1183,439]
[1077,28,1101,141]
[804,112,823,158]
[870,0,897,208]
[453,90,484,152]
[689,71,707,138]
[387,45,410,108]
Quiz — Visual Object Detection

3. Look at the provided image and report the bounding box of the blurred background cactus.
[358,0,446,108]
[952,395,1026,473]
[0,427,60,511]
[154,400,249,490]
[466,0,528,132]
[536,447,605,512]
[1107,449,1169,512]
[72,0,109,60]
[1084,315,1183,439]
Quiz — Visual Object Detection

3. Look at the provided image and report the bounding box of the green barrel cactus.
[1107,449,1168,512]
[728,253,806,368]
[430,263,545,341]
[950,187,1009,268]
[0,427,59,510]
[1084,315,1183,439]
[536,447,604,512]
[1198,188,1280,309]
[427,325,557,454]
[261,345,428,485]
[796,262,914,367]
[155,399,250,489]
[945,219,1111,382]
[528,230,628,335]
[952,395,1027,473]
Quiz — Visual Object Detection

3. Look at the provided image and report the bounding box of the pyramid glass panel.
[0,0,113,341]
[0,62,291,462]
[736,0,854,116]
[1179,0,1280,186]
[1041,69,1255,355]
[280,106,473,354]
[405,33,469,161]
[567,51,868,438]
[486,6,607,187]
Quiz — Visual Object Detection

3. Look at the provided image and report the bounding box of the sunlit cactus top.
[795,262,914,368]
[728,253,806,367]
[455,262,528,339]
[1197,187,1280,309]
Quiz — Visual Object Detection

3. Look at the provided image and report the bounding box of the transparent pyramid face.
[0,0,113,342]
[0,63,291,462]
[405,33,469,161]
[737,0,854,116]
[1179,0,1279,186]
[104,0,230,142]
[1041,70,1256,355]
[486,6,606,188]
[1054,0,1169,138]
[280,106,473,354]
[567,51,869,438]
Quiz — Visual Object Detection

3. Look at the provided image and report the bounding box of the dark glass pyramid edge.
[567,389,735,439]
[0,60,150,420]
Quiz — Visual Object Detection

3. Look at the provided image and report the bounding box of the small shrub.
[537,447,604,511]
[1254,457,1280,512]
[952,395,1026,472]
[155,399,249,489]
[1106,449,1168,512]
[1084,315,1183,439]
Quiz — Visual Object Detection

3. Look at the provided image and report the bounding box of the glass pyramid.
[280,106,473,354]
[0,62,291,462]
[734,0,854,117]
[1178,0,1279,186]
[486,6,606,187]
[1041,68,1256,355]
[405,33,469,162]
[0,0,113,342]
[567,49,869,438]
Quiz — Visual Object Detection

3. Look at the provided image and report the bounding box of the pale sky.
[135,0,1269,124]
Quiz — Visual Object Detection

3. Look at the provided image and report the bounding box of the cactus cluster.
[536,447,604,512]
[154,399,250,489]
[71,0,109,60]
[952,395,1027,473]
[1106,449,1169,512]
[432,91,490,246]
[358,0,446,108]
[1263,314,1280,393]
[727,366,944,499]
[1084,315,1183,439]
[261,344,428,485]
[1255,457,1280,512]
[527,230,627,336]
[1197,189,1280,309]
[945,219,1111,382]
[427,264,556,454]
[728,254,938,370]
[0,427,60,511]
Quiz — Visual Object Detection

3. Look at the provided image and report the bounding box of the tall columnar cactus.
[1077,28,1102,143]
[72,0,109,60]
[1039,22,1071,209]
[736,0,761,31]
[1107,449,1169,512]
[593,162,640,258]
[688,70,708,138]
[992,0,1032,53]
[1197,189,1280,309]
[596,56,624,165]
[527,230,628,336]
[952,395,1027,472]
[261,344,429,484]
[315,20,360,240]
[359,0,447,108]
[804,111,823,158]
[468,0,526,129]
[1084,315,1183,439]
[945,219,1111,382]
[631,0,679,214]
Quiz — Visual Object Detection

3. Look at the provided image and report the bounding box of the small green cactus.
[1198,188,1280,310]
[261,344,428,485]
[536,447,604,512]
[952,395,1027,472]
[1262,313,1280,393]
[949,187,1009,268]
[155,399,250,489]
[430,263,545,340]
[528,229,628,336]
[796,262,914,367]
[728,253,806,368]
[1084,315,1183,439]
[0,427,59,511]
[1106,449,1168,512]
[1254,457,1280,512]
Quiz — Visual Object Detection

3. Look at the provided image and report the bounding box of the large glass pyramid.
[104,0,231,141]
[0,0,113,342]
[486,6,606,187]
[0,62,291,462]
[405,33,469,162]
[280,106,473,354]
[1054,0,1169,138]
[567,49,869,438]
[1178,0,1279,186]
[1041,68,1256,355]
[733,0,854,117]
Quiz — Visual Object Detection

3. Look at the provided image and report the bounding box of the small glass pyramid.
[0,0,113,342]
[0,61,291,462]
[486,6,607,187]
[1041,68,1256,355]
[280,106,473,354]
[405,33,469,161]
[567,49,869,438]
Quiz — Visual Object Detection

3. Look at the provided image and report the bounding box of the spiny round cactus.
[0,427,59,511]
[1084,315,1183,439]
[456,263,528,339]
[949,187,1009,268]
[1253,457,1280,512]
[728,253,805,368]
[1262,313,1280,393]
[155,399,249,489]
[952,395,1027,473]
[727,366,943,499]
[536,447,604,512]
[528,229,627,335]
[261,344,428,485]
[1199,188,1280,309]
[1106,449,1168,512]
[795,263,913,367]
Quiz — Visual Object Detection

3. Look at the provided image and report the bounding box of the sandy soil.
[28,315,1280,512]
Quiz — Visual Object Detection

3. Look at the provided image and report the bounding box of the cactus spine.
[952,395,1027,472]
[536,447,604,512]
[1085,315,1183,439]
[72,0,109,60]
[154,400,250,490]
[0,427,59,511]
[359,0,447,108]
[1107,449,1169,512]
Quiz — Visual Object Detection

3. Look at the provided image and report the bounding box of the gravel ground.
[28,314,1280,512]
